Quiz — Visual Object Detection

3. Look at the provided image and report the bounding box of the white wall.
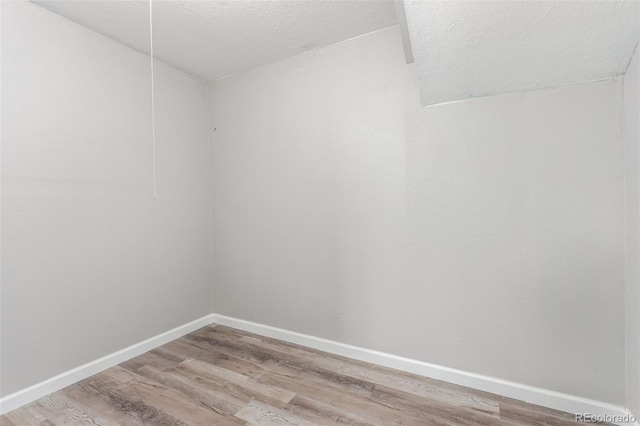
[1,2,632,412]
[1,1,211,396]
[210,26,626,405]
[624,44,640,418]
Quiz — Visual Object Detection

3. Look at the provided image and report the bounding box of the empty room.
[1,0,639,424]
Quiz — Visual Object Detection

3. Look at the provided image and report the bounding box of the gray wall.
[625,45,640,418]
[210,26,627,405]
[1,1,212,396]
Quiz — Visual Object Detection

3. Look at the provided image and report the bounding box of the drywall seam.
[514,90,527,396]
[624,41,639,74]
[207,82,215,313]
[210,314,634,425]
[622,73,630,416]
[0,1,3,406]
[622,41,640,420]
[0,315,216,415]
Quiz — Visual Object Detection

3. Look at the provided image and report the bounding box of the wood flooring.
[0,325,607,425]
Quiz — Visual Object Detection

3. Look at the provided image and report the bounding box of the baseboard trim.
[0,314,216,415]
[1,313,635,425]
[211,314,635,425]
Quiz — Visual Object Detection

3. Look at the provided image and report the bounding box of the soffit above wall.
[30,0,640,106]
[31,0,398,81]
[403,0,640,106]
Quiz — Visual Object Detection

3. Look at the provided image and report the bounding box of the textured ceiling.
[30,0,640,105]
[404,0,640,106]
[32,0,397,81]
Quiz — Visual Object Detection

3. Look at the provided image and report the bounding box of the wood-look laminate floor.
[0,325,607,425]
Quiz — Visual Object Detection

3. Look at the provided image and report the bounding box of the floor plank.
[0,324,611,425]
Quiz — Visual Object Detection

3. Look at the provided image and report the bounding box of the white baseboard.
[0,314,216,415]
[1,312,635,425]
[211,314,636,426]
